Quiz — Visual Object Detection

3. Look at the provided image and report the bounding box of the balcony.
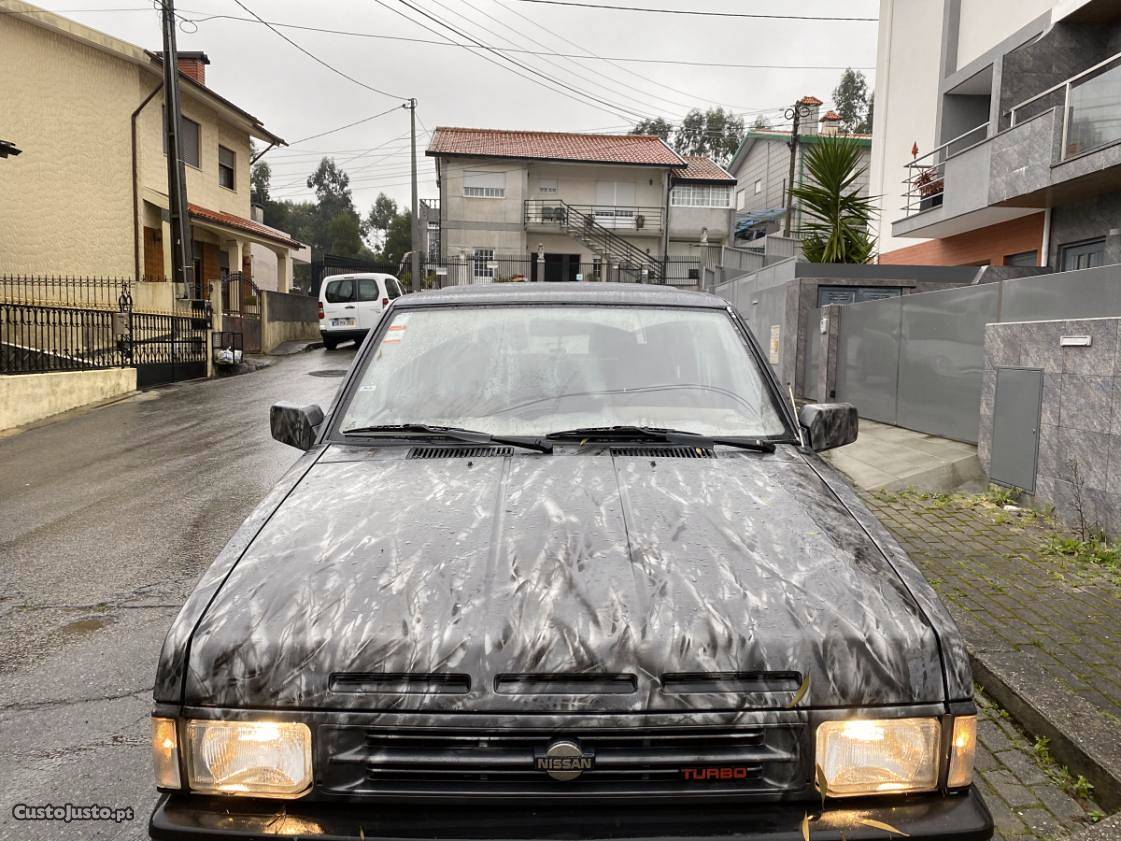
[524,200,664,235]
[894,50,1121,239]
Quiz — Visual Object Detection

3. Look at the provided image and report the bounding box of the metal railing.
[524,200,664,232]
[901,121,989,217]
[421,255,700,288]
[0,274,132,309]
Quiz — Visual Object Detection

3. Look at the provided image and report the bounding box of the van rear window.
[325,279,355,303]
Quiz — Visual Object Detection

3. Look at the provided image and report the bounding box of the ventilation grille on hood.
[329,673,471,695]
[660,671,802,695]
[407,446,514,459]
[610,446,715,459]
[494,673,637,695]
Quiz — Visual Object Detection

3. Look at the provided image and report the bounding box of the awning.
[735,207,786,238]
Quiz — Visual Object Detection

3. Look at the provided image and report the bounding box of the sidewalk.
[867,487,1121,825]
[823,419,983,492]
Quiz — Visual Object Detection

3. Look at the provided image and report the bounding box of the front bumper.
[150,788,993,841]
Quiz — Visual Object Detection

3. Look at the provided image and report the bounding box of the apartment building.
[0,0,304,297]
[425,127,733,284]
[870,0,1121,270]
[727,98,872,242]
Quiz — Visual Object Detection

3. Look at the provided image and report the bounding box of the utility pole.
[407,98,421,293]
[159,0,195,299]
[782,100,814,239]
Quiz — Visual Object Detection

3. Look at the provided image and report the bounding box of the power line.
[505,0,877,21]
[229,0,410,102]
[279,106,404,149]
[373,0,649,122]
[170,9,873,71]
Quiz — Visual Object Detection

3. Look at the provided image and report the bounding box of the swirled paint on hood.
[177,445,953,712]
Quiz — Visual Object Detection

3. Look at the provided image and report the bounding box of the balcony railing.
[524,200,664,232]
[1010,50,1121,160]
[901,121,989,217]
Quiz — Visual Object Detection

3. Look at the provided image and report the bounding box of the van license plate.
[331,318,356,327]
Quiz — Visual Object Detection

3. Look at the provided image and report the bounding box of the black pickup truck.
[149,283,991,841]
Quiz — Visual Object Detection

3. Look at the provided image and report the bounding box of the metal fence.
[422,255,703,288]
[833,264,1121,443]
[0,275,209,385]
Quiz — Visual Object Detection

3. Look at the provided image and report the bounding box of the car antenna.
[788,384,805,449]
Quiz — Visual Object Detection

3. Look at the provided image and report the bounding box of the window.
[754,179,762,195]
[670,184,733,208]
[463,170,506,198]
[538,178,559,193]
[336,306,791,440]
[736,188,746,210]
[1004,250,1038,267]
[324,278,355,303]
[1059,238,1106,271]
[356,278,380,302]
[162,108,200,168]
[473,248,495,279]
[218,145,235,189]
[386,278,403,299]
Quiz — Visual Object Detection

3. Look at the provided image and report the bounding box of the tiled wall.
[981,317,1121,537]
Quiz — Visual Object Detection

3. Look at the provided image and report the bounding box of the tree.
[857,91,875,135]
[790,136,877,264]
[630,117,672,142]
[832,68,870,133]
[672,107,745,163]
[752,114,772,130]
[364,193,398,247]
[307,157,353,209]
[378,209,413,270]
[250,158,271,204]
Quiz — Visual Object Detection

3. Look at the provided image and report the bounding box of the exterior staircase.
[525,200,663,282]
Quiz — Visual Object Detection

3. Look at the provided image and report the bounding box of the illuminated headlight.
[185,720,312,798]
[151,717,181,789]
[816,718,940,797]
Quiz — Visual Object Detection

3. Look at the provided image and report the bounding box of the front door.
[543,254,581,282]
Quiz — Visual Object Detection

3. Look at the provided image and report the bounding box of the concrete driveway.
[0,346,356,840]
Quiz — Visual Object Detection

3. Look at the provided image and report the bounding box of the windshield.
[337,305,790,439]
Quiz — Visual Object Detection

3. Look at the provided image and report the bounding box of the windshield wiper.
[545,425,776,453]
[340,423,552,454]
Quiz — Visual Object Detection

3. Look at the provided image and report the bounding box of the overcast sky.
[35,0,879,215]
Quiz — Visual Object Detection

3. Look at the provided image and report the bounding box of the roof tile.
[672,155,736,183]
[426,126,684,166]
[188,203,302,249]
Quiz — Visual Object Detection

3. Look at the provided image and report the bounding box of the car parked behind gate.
[318,272,403,349]
[150,283,991,841]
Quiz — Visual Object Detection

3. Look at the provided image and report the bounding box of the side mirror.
[798,403,858,452]
[270,402,324,451]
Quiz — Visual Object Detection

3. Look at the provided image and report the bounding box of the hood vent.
[495,673,637,695]
[610,446,715,459]
[329,673,471,695]
[407,446,514,459]
[661,671,802,695]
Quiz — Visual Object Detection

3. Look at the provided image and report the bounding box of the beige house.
[0,0,303,306]
[426,127,733,284]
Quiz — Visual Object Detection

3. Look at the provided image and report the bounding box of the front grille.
[319,725,806,799]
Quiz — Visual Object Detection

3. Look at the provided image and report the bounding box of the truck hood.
[183,446,946,711]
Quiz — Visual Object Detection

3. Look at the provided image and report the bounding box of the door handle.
[344,305,356,309]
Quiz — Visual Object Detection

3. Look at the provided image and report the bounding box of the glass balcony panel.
[1065,60,1121,158]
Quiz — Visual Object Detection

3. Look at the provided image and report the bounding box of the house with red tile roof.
[425,127,734,284]
[0,0,306,298]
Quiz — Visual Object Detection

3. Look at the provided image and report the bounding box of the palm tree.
[790,136,877,264]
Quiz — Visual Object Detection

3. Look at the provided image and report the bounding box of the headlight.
[185,720,312,798]
[816,718,940,796]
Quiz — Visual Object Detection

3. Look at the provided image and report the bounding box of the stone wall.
[981,317,1121,537]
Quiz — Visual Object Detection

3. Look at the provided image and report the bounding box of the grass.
[1044,534,1121,570]
[1031,737,1097,804]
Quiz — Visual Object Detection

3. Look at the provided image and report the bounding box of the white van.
[318,273,404,349]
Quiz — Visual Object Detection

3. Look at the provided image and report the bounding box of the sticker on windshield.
[383,323,406,345]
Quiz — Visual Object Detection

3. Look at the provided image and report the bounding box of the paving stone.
[988,769,1045,808]
[1034,783,1091,822]
[997,748,1052,785]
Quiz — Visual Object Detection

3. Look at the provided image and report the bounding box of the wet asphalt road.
[0,346,357,840]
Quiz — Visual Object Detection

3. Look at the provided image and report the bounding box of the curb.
[1070,813,1121,840]
[880,453,984,493]
[969,648,1121,813]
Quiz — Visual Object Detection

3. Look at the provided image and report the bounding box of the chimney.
[820,110,843,137]
[798,95,822,136]
[159,50,210,85]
